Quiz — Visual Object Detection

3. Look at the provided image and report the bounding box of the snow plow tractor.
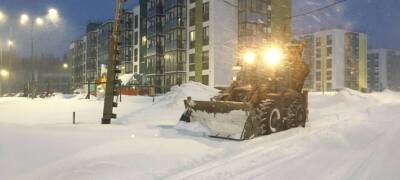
[180,43,310,140]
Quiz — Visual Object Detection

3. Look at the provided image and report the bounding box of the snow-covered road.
[1,83,400,180]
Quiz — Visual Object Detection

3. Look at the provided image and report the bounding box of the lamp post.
[19,9,60,98]
[0,69,9,96]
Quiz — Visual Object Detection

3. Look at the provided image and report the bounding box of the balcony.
[164,0,185,10]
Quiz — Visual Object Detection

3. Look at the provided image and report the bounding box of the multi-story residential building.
[187,0,235,88]
[163,0,186,90]
[69,1,293,93]
[69,37,87,89]
[186,0,291,88]
[85,23,101,82]
[132,5,141,75]
[144,0,166,93]
[299,28,368,92]
[368,49,400,91]
[97,20,114,79]
[299,34,315,90]
[121,11,134,74]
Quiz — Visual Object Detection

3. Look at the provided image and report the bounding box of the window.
[189,53,195,71]
[327,71,332,80]
[316,48,321,58]
[316,60,321,69]
[327,47,332,56]
[202,75,209,86]
[142,36,147,46]
[327,58,332,68]
[327,35,332,45]
[134,15,139,29]
[316,37,321,46]
[134,65,138,73]
[134,48,138,62]
[134,32,139,45]
[202,51,209,70]
[189,76,195,81]
[327,83,332,90]
[203,26,209,45]
[203,2,209,22]
[189,31,196,49]
[189,8,195,26]
[316,71,321,81]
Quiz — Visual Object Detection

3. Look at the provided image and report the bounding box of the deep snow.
[1,82,400,180]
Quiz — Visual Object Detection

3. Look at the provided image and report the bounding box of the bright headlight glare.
[263,47,284,66]
[243,51,256,64]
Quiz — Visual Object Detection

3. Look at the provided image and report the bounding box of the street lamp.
[47,8,60,23]
[20,14,29,25]
[0,69,9,96]
[35,17,44,26]
[63,63,68,69]
[0,69,9,78]
[0,11,6,23]
[7,40,14,47]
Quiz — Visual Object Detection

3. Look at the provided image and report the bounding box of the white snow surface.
[1,82,400,180]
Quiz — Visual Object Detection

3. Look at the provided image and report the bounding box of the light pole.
[0,69,10,96]
[19,9,60,98]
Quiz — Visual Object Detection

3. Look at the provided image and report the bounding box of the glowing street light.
[7,40,14,47]
[47,8,60,23]
[20,14,29,25]
[35,17,44,26]
[63,63,68,69]
[0,69,9,78]
[0,11,6,23]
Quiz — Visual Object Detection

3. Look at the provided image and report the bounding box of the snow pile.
[155,82,220,107]
[175,121,211,138]
[3,87,400,179]
[119,73,135,85]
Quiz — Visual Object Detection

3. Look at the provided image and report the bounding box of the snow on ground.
[1,82,400,180]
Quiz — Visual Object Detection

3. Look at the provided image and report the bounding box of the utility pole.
[101,0,125,124]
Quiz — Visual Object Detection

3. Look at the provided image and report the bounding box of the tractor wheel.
[296,106,307,128]
[287,98,306,128]
[256,100,282,135]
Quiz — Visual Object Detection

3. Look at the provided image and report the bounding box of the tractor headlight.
[263,47,284,67]
[243,51,256,64]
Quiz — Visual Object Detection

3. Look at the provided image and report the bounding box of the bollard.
[73,112,76,124]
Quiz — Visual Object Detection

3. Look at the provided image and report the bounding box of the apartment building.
[300,28,368,92]
[70,0,292,93]
[69,38,87,89]
[368,49,400,91]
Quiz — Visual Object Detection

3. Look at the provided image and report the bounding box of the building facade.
[368,49,400,91]
[300,29,368,92]
[69,38,87,89]
[69,0,292,93]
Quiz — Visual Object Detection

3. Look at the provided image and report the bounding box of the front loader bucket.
[180,99,258,140]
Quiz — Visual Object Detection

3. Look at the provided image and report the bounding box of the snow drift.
[2,84,400,180]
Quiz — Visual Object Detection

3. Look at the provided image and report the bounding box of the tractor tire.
[287,98,306,128]
[256,100,282,135]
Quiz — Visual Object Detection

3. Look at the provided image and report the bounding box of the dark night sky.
[0,0,399,58]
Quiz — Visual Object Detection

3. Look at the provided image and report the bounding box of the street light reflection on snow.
[35,17,44,26]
